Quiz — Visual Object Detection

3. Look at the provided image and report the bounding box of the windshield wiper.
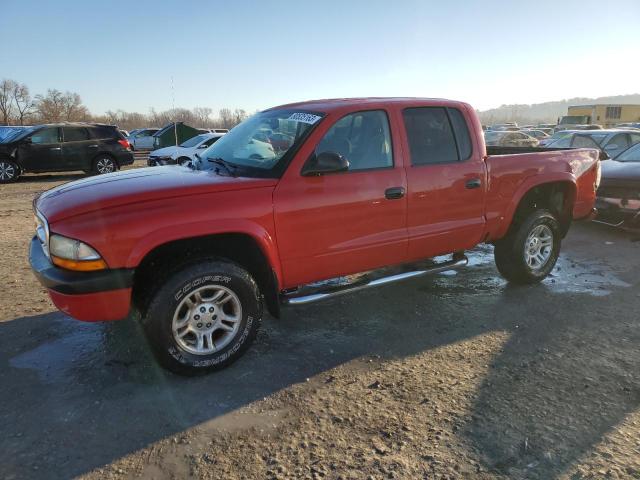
[207,157,238,177]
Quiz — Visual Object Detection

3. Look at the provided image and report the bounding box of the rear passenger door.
[62,126,94,170]
[402,107,486,261]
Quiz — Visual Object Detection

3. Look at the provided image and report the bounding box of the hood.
[36,166,278,223]
[149,145,181,157]
[601,160,640,182]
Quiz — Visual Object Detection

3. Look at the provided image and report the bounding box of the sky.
[1,0,639,115]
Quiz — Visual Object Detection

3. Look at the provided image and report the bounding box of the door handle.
[465,178,481,189]
[385,187,405,200]
[88,144,99,148]
[49,147,61,151]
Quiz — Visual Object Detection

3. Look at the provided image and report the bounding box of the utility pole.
[171,76,178,146]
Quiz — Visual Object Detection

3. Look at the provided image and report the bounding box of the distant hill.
[478,94,640,125]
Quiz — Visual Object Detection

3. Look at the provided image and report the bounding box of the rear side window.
[403,107,459,165]
[447,108,472,160]
[91,126,120,139]
[63,127,90,142]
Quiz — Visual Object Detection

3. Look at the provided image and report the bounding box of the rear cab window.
[402,107,472,165]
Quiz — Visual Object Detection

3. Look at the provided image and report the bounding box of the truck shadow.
[0,229,638,479]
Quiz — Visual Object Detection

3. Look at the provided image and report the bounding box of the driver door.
[273,109,408,288]
[19,127,62,172]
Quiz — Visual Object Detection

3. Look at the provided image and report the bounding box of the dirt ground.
[1,164,640,480]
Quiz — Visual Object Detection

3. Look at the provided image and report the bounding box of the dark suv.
[0,123,134,183]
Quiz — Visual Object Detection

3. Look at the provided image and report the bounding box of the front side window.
[403,107,459,165]
[63,127,90,142]
[30,128,59,144]
[314,110,393,171]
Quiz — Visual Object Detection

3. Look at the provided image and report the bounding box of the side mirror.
[23,137,32,144]
[197,143,208,149]
[301,151,349,176]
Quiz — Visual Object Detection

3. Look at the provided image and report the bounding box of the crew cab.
[29,98,601,375]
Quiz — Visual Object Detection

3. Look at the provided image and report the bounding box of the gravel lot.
[1,165,639,480]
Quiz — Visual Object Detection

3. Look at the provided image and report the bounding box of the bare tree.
[192,107,212,127]
[219,108,233,128]
[35,89,88,122]
[35,89,65,122]
[12,82,35,125]
[233,108,248,126]
[0,79,17,125]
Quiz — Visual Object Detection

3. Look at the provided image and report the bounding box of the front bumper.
[29,237,134,321]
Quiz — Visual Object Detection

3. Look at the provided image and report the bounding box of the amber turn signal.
[51,255,108,272]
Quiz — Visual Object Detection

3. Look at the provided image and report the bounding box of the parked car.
[520,129,550,140]
[487,122,518,130]
[615,122,640,130]
[545,129,640,158]
[148,133,225,166]
[127,128,159,150]
[484,130,539,147]
[29,97,600,375]
[595,143,640,229]
[119,129,130,137]
[0,123,133,183]
[538,130,575,147]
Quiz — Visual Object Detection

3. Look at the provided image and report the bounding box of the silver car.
[127,128,159,150]
[545,129,640,158]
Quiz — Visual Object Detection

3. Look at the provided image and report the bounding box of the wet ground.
[1,168,640,479]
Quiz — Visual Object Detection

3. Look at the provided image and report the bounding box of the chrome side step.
[281,256,468,306]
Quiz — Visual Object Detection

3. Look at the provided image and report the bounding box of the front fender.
[125,218,283,289]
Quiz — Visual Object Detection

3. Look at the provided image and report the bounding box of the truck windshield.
[195,109,324,177]
[559,115,589,125]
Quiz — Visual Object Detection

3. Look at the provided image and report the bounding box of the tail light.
[118,139,131,150]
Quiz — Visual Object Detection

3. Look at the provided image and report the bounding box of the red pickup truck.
[30,98,600,375]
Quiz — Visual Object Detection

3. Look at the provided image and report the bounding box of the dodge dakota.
[30,98,601,375]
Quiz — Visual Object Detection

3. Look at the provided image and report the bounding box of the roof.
[267,97,468,113]
[569,104,640,108]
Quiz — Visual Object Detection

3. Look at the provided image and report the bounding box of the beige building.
[567,104,640,128]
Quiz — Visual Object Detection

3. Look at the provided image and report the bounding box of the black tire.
[177,156,191,166]
[0,160,20,183]
[141,259,262,375]
[92,155,117,174]
[494,209,561,284]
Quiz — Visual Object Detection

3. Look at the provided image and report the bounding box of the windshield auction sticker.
[288,112,322,124]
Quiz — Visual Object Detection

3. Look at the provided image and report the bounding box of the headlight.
[49,234,107,271]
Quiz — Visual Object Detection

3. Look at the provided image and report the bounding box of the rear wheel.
[0,160,19,183]
[141,259,262,375]
[93,155,117,174]
[494,209,561,284]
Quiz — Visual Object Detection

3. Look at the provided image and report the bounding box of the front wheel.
[494,209,561,284]
[141,260,262,375]
[93,155,117,174]
[0,160,20,183]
